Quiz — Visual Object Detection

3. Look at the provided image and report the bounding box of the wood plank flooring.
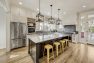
[0,43,94,63]
[0,48,6,56]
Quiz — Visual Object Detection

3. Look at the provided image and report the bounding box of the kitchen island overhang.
[27,33,71,63]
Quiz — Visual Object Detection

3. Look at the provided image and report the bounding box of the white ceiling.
[10,0,94,19]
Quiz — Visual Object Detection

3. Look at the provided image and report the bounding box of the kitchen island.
[27,32,71,63]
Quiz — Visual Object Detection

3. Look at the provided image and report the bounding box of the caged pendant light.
[56,9,62,25]
[36,0,44,22]
[48,5,55,24]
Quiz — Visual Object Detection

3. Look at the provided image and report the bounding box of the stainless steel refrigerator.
[10,22,27,50]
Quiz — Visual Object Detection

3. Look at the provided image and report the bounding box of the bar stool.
[53,42,61,57]
[64,39,69,47]
[60,40,65,52]
[43,44,54,63]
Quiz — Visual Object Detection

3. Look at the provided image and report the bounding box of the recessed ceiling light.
[19,2,22,5]
[82,5,86,8]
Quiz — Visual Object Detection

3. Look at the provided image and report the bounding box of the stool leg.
[66,41,68,47]
[60,45,62,53]
[67,41,69,46]
[43,48,45,58]
[66,41,67,47]
[63,43,65,51]
[64,41,66,48]
[65,41,66,47]
[47,49,49,63]
[62,43,63,52]
[56,45,58,56]
[52,48,54,59]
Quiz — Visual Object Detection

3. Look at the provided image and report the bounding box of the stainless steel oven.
[28,27,35,33]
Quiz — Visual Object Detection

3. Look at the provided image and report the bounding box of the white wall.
[0,0,10,51]
[0,3,6,49]
[62,14,77,25]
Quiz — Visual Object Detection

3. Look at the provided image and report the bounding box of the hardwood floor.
[0,48,6,56]
[0,43,94,63]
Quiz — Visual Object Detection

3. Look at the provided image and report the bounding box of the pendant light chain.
[58,9,60,19]
[39,0,40,13]
[50,5,52,19]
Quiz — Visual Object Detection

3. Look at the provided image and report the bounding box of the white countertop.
[27,32,69,43]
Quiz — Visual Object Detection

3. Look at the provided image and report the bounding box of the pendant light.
[48,5,55,24]
[36,0,44,22]
[56,9,62,25]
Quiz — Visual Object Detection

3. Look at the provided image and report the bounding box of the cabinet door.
[72,34,79,42]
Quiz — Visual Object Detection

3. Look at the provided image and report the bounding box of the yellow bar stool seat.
[53,42,61,57]
[60,40,65,52]
[44,44,54,63]
[60,40,66,47]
